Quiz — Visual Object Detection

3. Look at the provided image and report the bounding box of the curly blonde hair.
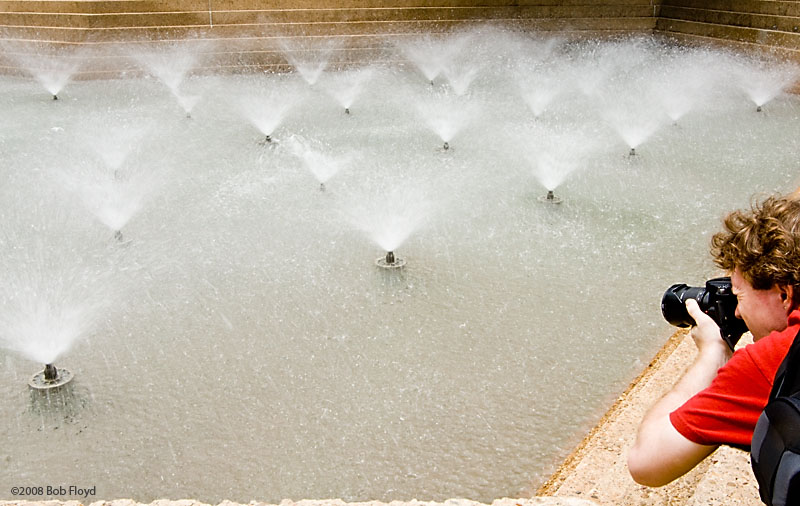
[711,195,800,299]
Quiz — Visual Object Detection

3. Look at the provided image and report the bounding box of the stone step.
[660,5,800,33]
[0,5,657,29]
[0,15,655,43]
[656,17,800,50]
[0,0,657,15]
[661,0,800,18]
[0,16,653,75]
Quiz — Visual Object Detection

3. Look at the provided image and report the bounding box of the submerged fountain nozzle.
[375,250,406,269]
[265,135,272,143]
[443,142,450,151]
[44,363,58,381]
[29,363,74,390]
[52,94,58,101]
[757,105,763,112]
[345,107,350,115]
[538,190,563,205]
[629,147,636,156]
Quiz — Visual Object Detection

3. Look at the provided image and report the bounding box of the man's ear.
[782,284,796,311]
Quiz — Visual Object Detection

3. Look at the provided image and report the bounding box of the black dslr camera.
[661,276,749,350]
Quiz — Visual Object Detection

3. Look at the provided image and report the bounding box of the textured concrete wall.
[2,0,800,73]
[657,0,800,62]
[0,1,661,74]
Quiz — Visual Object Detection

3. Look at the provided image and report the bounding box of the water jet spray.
[29,363,74,390]
[375,250,406,269]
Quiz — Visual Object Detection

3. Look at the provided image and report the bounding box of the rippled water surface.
[1,33,798,503]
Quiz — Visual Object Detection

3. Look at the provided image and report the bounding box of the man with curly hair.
[627,194,800,486]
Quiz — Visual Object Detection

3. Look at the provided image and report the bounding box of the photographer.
[627,194,800,487]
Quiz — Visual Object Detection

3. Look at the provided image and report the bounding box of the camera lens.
[661,283,707,327]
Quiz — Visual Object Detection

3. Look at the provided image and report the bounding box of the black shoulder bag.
[751,329,800,506]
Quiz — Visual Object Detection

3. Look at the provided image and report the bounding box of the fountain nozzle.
[538,190,563,204]
[29,363,74,390]
[114,230,123,241]
[265,135,272,143]
[43,363,58,381]
[443,142,449,151]
[53,95,58,101]
[345,108,350,115]
[376,250,406,269]
[629,147,636,156]
[757,105,763,112]
[320,183,326,192]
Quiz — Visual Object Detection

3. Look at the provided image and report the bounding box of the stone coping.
[0,498,600,506]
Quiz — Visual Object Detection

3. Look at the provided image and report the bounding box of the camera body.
[661,276,749,350]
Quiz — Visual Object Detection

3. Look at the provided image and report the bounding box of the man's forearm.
[627,340,730,486]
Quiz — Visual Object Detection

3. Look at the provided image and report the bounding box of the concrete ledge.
[539,329,761,505]
[0,498,601,506]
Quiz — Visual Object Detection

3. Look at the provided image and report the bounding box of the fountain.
[518,123,603,202]
[415,88,479,150]
[0,201,125,391]
[599,77,669,156]
[1,29,799,505]
[285,134,353,190]
[280,38,342,86]
[396,32,474,85]
[442,60,482,96]
[53,112,163,239]
[734,58,800,111]
[518,70,565,118]
[649,48,716,123]
[1,43,83,99]
[237,86,299,144]
[133,40,207,96]
[319,67,376,114]
[342,173,433,269]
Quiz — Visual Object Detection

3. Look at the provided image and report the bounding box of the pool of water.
[1,32,798,504]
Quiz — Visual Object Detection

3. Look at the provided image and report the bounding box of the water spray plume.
[280,38,342,86]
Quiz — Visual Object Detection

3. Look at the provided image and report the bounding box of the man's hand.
[685,299,733,361]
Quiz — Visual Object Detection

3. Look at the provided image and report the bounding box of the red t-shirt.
[670,309,800,448]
